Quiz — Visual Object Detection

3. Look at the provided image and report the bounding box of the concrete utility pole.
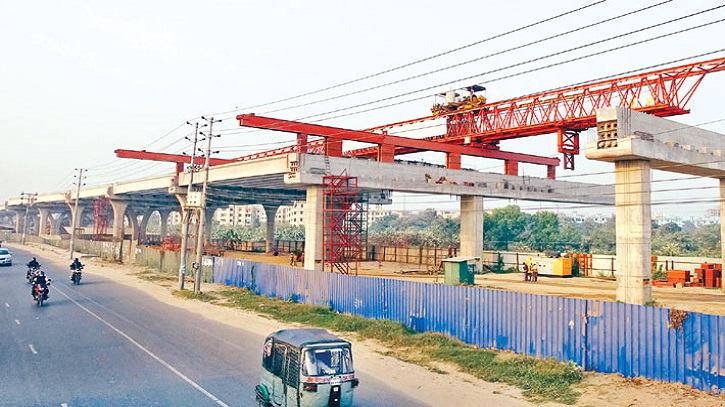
[20,192,37,245]
[178,122,202,290]
[69,168,85,259]
[194,116,220,294]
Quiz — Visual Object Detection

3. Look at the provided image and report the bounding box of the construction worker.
[523,258,531,281]
[530,260,539,282]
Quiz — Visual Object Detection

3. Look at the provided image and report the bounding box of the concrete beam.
[586,107,725,178]
[288,153,614,205]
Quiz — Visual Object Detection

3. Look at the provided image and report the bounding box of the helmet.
[32,257,37,260]
[39,271,45,277]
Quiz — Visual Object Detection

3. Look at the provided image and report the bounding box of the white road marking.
[61,403,69,407]
[54,287,230,407]
[15,319,20,325]
[28,344,37,354]
[4,302,9,307]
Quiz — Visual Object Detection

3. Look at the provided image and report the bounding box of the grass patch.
[172,289,218,302]
[217,287,582,404]
[135,270,177,283]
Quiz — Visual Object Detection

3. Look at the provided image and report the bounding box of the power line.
[256,1,676,117]
[306,17,725,123]
[209,1,609,117]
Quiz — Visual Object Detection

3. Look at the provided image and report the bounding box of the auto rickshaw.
[255,328,359,407]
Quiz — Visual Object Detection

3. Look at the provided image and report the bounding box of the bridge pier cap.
[587,106,725,177]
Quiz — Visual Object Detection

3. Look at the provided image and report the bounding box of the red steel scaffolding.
[93,198,111,241]
[323,172,364,275]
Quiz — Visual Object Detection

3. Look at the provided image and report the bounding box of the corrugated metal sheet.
[211,258,724,393]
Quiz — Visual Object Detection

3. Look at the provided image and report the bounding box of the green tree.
[276,224,305,241]
[524,211,560,252]
[691,224,720,256]
[581,217,616,254]
[483,205,528,250]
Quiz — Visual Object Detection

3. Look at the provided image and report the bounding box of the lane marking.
[15,319,20,325]
[54,287,230,407]
[5,303,9,308]
[29,344,37,354]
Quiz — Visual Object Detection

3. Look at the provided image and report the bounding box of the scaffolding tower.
[323,172,364,275]
[93,198,111,240]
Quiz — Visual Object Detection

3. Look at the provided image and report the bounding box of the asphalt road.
[0,247,427,407]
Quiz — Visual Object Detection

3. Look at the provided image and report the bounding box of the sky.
[2,0,725,218]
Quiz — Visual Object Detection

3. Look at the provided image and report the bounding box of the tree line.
[206,205,721,256]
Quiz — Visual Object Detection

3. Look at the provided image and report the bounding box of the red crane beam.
[351,57,725,169]
[236,114,559,171]
[114,149,235,173]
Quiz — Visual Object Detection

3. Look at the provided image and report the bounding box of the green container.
[443,256,478,285]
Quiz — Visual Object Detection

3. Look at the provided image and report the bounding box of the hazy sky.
[2,0,724,217]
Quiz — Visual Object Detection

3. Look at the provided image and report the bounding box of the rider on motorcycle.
[26,257,41,280]
[70,258,84,280]
[31,270,49,299]
[27,257,41,269]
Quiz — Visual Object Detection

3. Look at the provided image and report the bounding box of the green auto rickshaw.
[255,329,359,407]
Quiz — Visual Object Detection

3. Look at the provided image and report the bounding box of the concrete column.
[67,204,87,235]
[720,178,725,292]
[158,209,170,240]
[204,207,215,244]
[138,209,153,243]
[14,209,24,234]
[127,207,139,241]
[264,205,280,253]
[109,200,129,263]
[460,196,483,258]
[614,159,652,305]
[57,212,71,235]
[303,186,324,271]
[109,200,129,242]
[38,208,51,236]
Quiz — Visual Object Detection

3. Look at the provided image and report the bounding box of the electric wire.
[115,7,725,159]
[256,1,677,117]
[208,1,609,117]
[306,17,725,123]
[32,5,725,207]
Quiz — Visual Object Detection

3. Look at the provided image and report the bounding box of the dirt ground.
[16,243,725,407]
[238,252,725,316]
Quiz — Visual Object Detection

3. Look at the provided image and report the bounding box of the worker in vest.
[523,258,532,281]
[530,260,539,282]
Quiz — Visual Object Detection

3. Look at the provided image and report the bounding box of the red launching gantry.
[118,57,725,179]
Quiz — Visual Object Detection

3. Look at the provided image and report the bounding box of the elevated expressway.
[4,152,614,269]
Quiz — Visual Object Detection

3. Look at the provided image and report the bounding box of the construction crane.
[431,84,487,116]
[352,56,725,170]
[117,56,725,176]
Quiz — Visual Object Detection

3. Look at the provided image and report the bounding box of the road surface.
[0,246,428,407]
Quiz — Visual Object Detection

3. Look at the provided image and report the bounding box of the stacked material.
[690,264,722,288]
[666,269,690,286]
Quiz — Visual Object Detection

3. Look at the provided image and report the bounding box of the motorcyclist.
[70,258,83,271]
[26,257,41,280]
[70,258,84,280]
[31,270,49,299]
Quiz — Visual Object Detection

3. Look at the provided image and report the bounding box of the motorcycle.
[71,266,83,285]
[26,266,40,283]
[33,280,50,307]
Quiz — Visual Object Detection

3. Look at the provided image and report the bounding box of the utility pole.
[178,122,202,290]
[194,116,220,294]
[69,168,85,259]
[20,192,37,245]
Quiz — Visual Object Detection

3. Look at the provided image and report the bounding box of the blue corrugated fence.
[211,257,724,393]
